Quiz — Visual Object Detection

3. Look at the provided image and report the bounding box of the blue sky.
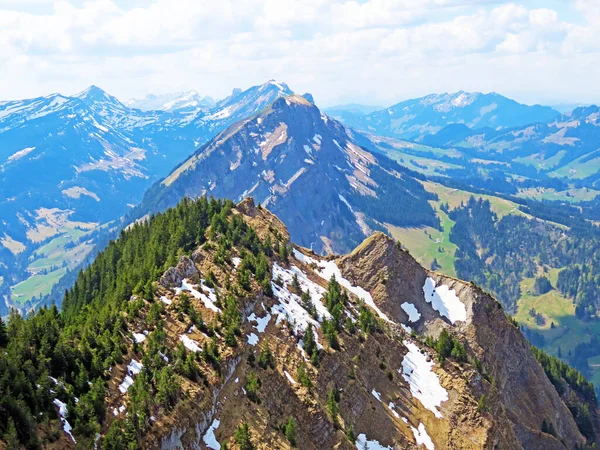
[0,0,598,107]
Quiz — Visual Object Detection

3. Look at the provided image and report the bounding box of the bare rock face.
[159,256,199,288]
[337,231,590,449]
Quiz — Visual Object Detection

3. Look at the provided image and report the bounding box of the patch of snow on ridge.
[203,418,221,450]
[272,261,331,322]
[175,279,221,313]
[422,277,466,324]
[247,333,259,346]
[132,332,146,343]
[53,399,76,442]
[7,147,35,162]
[293,249,392,323]
[411,423,435,449]
[118,360,143,394]
[401,341,448,418]
[401,302,421,322]
[355,433,392,450]
[271,263,325,350]
[128,359,143,375]
[248,312,271,333]
[338,194,354,212]
[119,376,134,393]
[371,389,382,402]
[284,371,297,384]
[180,335,201,352]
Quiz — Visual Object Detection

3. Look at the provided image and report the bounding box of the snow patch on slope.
[175,279,221,312]
[411,423,435,449]
[118,359,143,394]
[180,335,201,352]
[203,418,221,450]
[355,434,392,450]
[53,399,76,443]
[248,312,271,333]
[401,341,448,418]
[247,333,259,346]
[133,332,147,343]
[371,389,382,402]
[293,249,391,323]
[422,277,466,324]
[401,302,421,323]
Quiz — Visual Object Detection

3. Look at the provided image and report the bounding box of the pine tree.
[358,304,377,334]
[303,324,317,359]
[0,316,7,347]
[262,278,273,297]
[3,418,19,450]
[234,422,254,450]
[292,273,301,292]
[301,291,316,318]
[279,242,289,262]
[245,371,260,403]
[477,394,487,413]
[127,373,152,440]
[284,417,297,446]
[345,424,355,442]
[322,319,339,350]
[327,388,339,426]
[296,362,312,388]
[156,366,180,410]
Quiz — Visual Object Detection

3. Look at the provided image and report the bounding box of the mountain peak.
[77,85,107,99]
[75,85,122,106]
[260,79,293,95]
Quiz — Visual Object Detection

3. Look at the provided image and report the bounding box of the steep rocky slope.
[7,197,597,449]
[135,95,439,255]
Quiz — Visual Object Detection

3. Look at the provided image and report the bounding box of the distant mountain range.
[337,91,560,140]
[416,105,600,185]
[0,80,294,310]
[126,90,215,114]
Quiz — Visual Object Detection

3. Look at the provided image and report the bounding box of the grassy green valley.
[7,224,97,307]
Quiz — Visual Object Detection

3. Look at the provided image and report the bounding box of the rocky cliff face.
[55,198,595,450]
[338,232,590,449]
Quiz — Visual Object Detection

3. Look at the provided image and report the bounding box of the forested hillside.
[442,196,600,391]
[0,197,243,447]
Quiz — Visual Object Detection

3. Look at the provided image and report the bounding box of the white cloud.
[0,0,598,105]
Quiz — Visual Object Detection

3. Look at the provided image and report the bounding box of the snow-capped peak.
[264,80,292,93]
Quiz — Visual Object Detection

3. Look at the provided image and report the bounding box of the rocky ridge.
[52,197,597,449]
